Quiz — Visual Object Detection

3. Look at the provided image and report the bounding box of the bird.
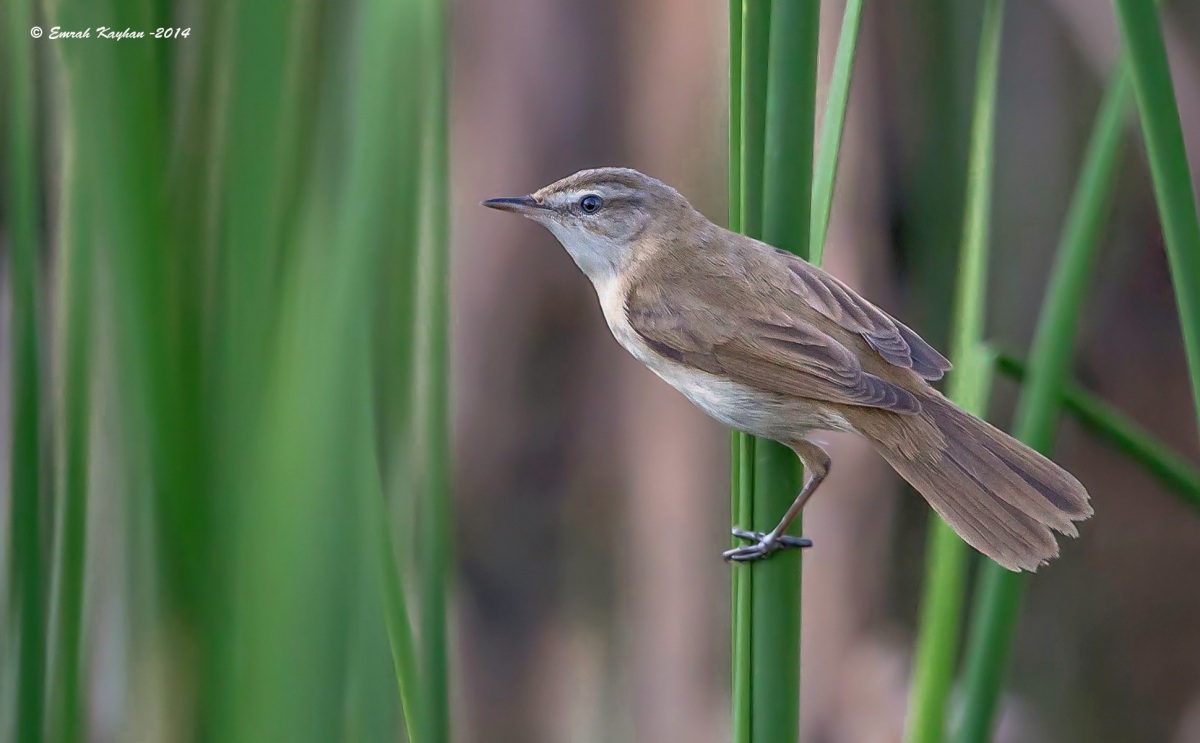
[482,167,1092,571]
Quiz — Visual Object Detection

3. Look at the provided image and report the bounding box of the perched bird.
[483,167,1092,571]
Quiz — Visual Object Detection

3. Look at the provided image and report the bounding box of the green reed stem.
[732,2,769,740]
[376,486,426,743]
[730,0,744,234]
[740,0,772,240]
[1112,0,1200,430]
[50,133,95,743]
[6,0,46,739]
[905,3,1005,740]
[743,3,821,742]
[809,0,864,264]
[416,0,453,740]
[724,4,744,739]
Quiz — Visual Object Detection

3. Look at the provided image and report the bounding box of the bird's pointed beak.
[481,195,545,215]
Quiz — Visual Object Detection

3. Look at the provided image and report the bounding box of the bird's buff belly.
[648,361,850,440]
[610,322,850,440]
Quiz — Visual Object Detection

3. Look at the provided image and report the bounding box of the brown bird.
[483,167,1092,571]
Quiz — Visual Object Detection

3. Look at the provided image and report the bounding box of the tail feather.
[853,393,1092,572]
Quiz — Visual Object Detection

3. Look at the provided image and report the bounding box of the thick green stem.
[730,2,821,741]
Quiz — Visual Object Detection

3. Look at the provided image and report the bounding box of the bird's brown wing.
[625,279,923,415]
[778,251,951,380]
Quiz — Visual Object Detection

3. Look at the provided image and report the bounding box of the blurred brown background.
[450,1,1200,742]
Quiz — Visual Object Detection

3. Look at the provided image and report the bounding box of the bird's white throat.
[541,220,628,283]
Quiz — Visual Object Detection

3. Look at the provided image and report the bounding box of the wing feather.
[625,282,922,415]
[781,253,951,380]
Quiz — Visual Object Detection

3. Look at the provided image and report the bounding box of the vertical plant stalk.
[809,0,864,264]
[373,453,425,743]
[416,0,453,739]
[730,0,744,235]
[1112,0,1200,428]
[732,2,768,741]
[371,2,430,738]
[904,3,1006,741]
[954,56,1134,743]
[340,7,428,737]
[750,2,821,743]
[728,5,753,742]
[50,129,95,743]
[6,0,46,740]
[731,427,755,743]
[740,0,772,240]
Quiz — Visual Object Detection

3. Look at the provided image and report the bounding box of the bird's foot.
[723,528,812,562]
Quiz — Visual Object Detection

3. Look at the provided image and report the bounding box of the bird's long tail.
[851,393,1093,571]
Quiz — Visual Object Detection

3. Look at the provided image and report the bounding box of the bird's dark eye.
[579,194,603,214]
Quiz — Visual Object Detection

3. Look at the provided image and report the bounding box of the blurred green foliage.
[2,0,450,740]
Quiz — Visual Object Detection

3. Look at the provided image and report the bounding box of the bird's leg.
[724,439,831,562]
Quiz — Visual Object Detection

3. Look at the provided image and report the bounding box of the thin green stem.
[730,0,744,234]
[417,0,453,739]
[946,0,1004,385]
[905,3,1005,741]
[732,3,769,740]
[740,0,772,240]
[809,0,864,264]
[955,57,1134,743]
[732,431,756,743]
[6,0,47,739]
[1113,0,1200,430]
[729,8,750,737]
[50,132,95,743]
[376,491,426,743]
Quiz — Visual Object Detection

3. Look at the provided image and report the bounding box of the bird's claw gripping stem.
[723,527,813,562]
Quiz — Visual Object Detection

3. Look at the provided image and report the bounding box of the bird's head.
[482,167,695,281]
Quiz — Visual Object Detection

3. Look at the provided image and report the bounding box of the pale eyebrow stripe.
[554,186,643,208]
